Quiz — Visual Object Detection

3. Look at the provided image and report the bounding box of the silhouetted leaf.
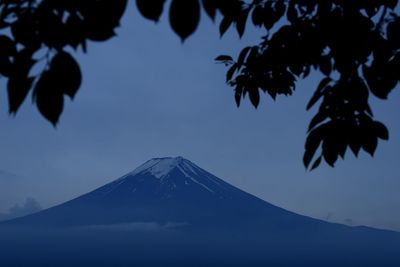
[11,12,41,49]
[0,35,16,57]
[304,126,325,168]
[169,0,200,42]
[80,0,127,27]
[322,132,338,167]
[248,87,260,108]
[50,51,82,99]
[319,55,332,76]
[0,35,15,77]
[37,6,66,49]
[310,156,322,171]
[387,18,400,47]
[34,71,64,126]
[9,49,36,79]
[215,55,233,62]
[237,46,251,67]
[323,147,338,167]
[137,0,165,22]
[202,0,217,20]
[362,133,378,156]
[349,125,362,157]
[236,8,249,38]
[251,5,263,27]
[234,84,243,107]
[7,76,34,114]
[81,0,127,41]
[306,77,332,110]
[374,121,389,140]
[262,2,277,30]
[219,16,233,37]
[308,111,327,132]
[363,63,397,100]
[226,63,238,82]
[65,14,86,49]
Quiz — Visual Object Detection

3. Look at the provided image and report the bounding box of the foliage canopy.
[0,0,399,169]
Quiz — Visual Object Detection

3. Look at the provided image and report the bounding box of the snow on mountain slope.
[102,156,234,196]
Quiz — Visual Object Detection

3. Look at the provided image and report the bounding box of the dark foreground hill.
[1,157,399,266]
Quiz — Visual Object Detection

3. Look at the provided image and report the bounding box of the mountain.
[1,156,400,266]
[4,156,318,230]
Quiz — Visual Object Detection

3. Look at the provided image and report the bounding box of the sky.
[0,2,399,231]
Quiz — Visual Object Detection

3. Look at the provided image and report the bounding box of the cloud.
[0,197,42,222]
[325,212,333,220]
[344,218,354,225]
[82,222,189,232]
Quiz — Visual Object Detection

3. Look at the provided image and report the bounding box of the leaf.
[303,126,325,167]
[349,125,362,157]
[322,136,338,167]
[373,121,389,140]
[251,5,264,27]
[0,35,15,77]
[11,12,41,49]
[0,35,16,57]
[34,71,64,126]
[80,0,127,27]
[262,2,276,30]
[169,0,200,42]
[363,64,397,100]
[236,8,249,38]
[237,46,251,67]
[37,7,66,49]
[234,85,243,107]
[136,0,165,22]
[6,49,36,113]
[219,16,233,37]
[226,63,238,82]
[84,24,116,42]
[248,87,260,108]
[323,148,338,167]
[0,56,12,77]
[65,14,86,50]
[303,149,314,168]
[308,111,327,132]
[319,55,332,76]
[362,133,378,156]
[7,77,34,114]
[82,0,127,41]
[202,0,217,20]
[387,18,400,47]
[306,77,332,110]
[50,51,82,99]
[215,55,233,62]
[310,156,322,171]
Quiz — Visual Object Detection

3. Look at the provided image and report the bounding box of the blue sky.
[0,2,399,231]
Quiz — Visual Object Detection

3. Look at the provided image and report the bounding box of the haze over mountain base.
[1,157,399,266]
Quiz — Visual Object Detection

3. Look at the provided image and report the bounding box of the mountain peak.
[128,156,192,179]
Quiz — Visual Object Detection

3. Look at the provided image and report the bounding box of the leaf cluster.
[0,0,127,125]
[215,0,399,169]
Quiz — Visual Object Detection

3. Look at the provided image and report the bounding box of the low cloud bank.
[0,197,42,222]
[82,221,189,231]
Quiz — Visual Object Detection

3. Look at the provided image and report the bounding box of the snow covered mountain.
[5,156,306,230]
[1,157,400,266]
